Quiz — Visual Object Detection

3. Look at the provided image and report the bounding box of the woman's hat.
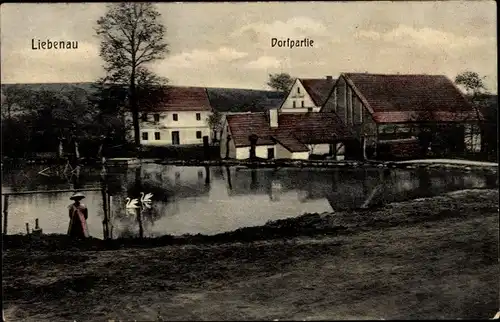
[70,192,86,200]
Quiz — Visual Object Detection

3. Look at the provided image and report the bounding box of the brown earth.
[2,189,499,321]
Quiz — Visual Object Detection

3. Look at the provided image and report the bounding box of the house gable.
[279,79,317,111]
[321,75,375,126]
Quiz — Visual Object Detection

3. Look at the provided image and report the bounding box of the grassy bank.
[2,189,499,320]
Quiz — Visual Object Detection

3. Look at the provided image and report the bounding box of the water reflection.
[1,163,497,239]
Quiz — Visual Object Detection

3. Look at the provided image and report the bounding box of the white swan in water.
[125,197,140,216]
[125,197,140,209]
[140,192,153,203]
[140,192,153,209]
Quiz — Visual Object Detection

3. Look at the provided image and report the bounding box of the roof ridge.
[299,78,335,81]
[344,72,448,78]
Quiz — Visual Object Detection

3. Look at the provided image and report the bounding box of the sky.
[0,2,497,93]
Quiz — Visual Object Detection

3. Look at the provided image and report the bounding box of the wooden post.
[361,136,367,161]
[204,165,211,186]
[137,208,144,239]
[101,187,109,240]
[25,223,30,235]
[249,134,258,161]
[225,135,231,159]
[3,195,9,235]
[108,195,113,239]
[250,169,257,190]
[203,136,210,160]
[225,166,232,190]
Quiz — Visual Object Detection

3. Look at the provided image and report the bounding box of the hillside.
[1,83,285,113]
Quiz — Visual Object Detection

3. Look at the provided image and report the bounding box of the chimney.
[269,108,278,128]
[326,75,333,81]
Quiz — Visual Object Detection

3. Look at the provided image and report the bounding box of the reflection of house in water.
[223,167,492,211]
[225,167,382,209]
[225,168,292,197]
[269,180,283,201]
[126,164,211,200]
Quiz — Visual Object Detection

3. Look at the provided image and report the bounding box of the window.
[380,125,396,134]
[196,113,201,121]
[196,131,202,139]
[465,124,481,152]
[307,107,313,112]
[142,132,148,141]
[293,101,296,108]
[153,114,160,122]
[297,87,300,94]
[154,132,161,140]
[173,113,178,121]
[301,101,304,108]
[141,113,148,121]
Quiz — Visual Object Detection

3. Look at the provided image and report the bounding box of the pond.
[1,163,498,239]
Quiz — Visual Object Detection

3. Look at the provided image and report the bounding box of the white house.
[219,108,353,160]
[279,76,336,113]
[125,86,213,146]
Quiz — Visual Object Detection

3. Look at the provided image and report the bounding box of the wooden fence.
[1,187,112,239]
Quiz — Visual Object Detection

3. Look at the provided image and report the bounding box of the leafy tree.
[455,71,487,97]
[267,73,294,92]
[455,71,489,121]
[455,71,496,156]
[1,85,34,119]
[95,3,169,148]
[206,110,223,144]
[1,86,102,158]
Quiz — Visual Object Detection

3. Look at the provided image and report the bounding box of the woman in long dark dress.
[67,192,89,238]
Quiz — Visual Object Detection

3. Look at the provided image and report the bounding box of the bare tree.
[95,3,169,148]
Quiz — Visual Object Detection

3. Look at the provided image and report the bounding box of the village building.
[125,86,212,146]
[321,73,484,159]
[219,109,354,160]
[279,76,336,113]
[207,88,284,143]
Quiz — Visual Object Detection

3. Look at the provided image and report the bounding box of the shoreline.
[3,157,498,172]
[4,188,498,252]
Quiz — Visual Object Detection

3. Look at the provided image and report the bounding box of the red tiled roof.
[372,111,481,123]
[343,73,482,123]
[139,86,212,112]
[226,112,353,152]
[273,133,309,153]
[300,78,336,106]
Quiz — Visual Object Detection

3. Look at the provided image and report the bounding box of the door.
[171,131,180,145]
[267,147,275,159]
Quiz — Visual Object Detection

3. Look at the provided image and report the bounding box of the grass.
[2,189,499,321]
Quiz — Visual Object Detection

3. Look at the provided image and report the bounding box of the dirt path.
[3,189,499,321]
